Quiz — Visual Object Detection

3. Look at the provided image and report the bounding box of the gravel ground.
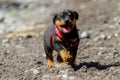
[0,0,120,80]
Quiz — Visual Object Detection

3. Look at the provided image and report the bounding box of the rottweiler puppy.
[43,9,80,68]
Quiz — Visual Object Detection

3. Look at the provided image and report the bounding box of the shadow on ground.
[73,61,120,71]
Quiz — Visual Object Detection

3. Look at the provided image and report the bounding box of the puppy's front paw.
[60,50,73,64]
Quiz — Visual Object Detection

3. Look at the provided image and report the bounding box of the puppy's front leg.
[53,38,73,65]
[59,49,72,63]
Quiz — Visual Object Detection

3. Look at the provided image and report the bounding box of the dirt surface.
[0,0,120,80]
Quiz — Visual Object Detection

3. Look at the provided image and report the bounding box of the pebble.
[3,50,10,55]
[52,0,61,4]
[0,24,6,34]
[42,53,46,57]
[95,41,103,46]
[62,73,68,79]
[19,3,28,9]
[58,69,76,80]
[2,39,10,44]
[113,48,119,55]
[107,35,112,40]
[94,34,108,41]
[109,25,115,29]
[80,31,90,39]
[100,34,107,40]
[69,76,76,80]
[0,16,5,22]
[32,69,40,75]
[25,68,40,75]
[80,66,87,72]
[114,33,119,37]
[66,68,74,72]
[97,51,105,56]
[42,75,50,80]
[109,67,114,72]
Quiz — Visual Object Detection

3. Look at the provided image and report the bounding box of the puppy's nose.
[65,16,71,23]
[65,20,69,24]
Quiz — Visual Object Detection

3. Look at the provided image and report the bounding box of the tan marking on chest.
[69,38,77,42]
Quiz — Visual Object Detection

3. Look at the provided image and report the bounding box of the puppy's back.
[43,25,54,47]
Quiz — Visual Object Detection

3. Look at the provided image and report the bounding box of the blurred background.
[0,0,120,80]
[0,0,119,35]
[0,0,83,34]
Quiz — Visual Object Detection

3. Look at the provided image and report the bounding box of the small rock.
[32,69,40,75]
[107,35,112,40]
[112,48,120,60]
[0,63,2,65]
[19,3,28,9]
[42,75,50,80]
[66,68,74,72]
[42,53,46,57]
[59,70,66,74]
[97,51,105,56]
[80,31,90,39]
[94,37,100,41]
[69,76,76,80]
[81,66,87,72]
[100,34,107,40]
[113,48,119,55]
[109,67,114,72]
[109,25,115,29]
[2,39,10,44]
[0,16,5,22]
[25,68,40,75]
[114,33,119,37]
[62,73,68,79]
[3,50,10,55]
[94,34,108,41]
[52,0,61,4]
[86,42,93,47]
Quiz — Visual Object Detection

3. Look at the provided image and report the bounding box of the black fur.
[53,9,79,24]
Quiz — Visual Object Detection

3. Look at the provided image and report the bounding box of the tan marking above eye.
[55,20,65,26]
[71,19,76,26]
[61,13,64,16]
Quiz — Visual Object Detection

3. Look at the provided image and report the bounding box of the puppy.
[43,9,80,68]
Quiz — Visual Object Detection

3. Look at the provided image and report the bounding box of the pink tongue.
[63,28,70,33]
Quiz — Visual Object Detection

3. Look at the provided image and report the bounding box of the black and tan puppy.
[43,9,80,68]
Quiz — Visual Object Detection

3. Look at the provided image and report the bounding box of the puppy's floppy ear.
[53,13,57,24]
[73,11,79,20]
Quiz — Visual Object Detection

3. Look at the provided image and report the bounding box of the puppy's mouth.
[61,25,72,33]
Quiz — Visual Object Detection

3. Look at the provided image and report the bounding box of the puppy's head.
[53,9,79,33]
